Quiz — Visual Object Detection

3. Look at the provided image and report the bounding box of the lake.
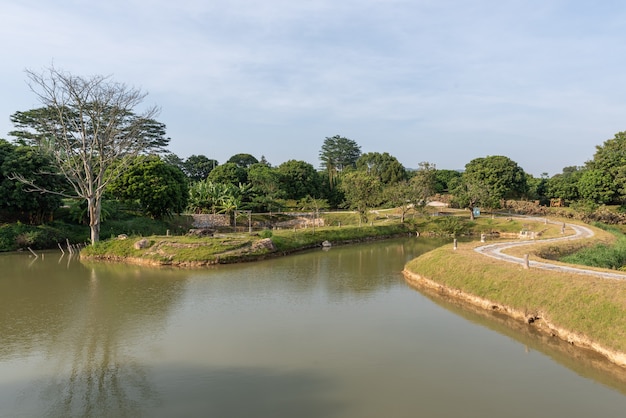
[1,237,625,417]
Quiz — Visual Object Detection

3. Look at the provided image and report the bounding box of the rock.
[187,228,215,237]
[117,234,128,240]
[251,238,276,252]
[321,240,332,247]
[134,238,150,250]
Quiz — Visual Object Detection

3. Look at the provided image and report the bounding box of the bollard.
[523,254,530,269]
[453,238,458,250]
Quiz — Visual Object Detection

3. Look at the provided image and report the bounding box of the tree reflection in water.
[1,256,187,417]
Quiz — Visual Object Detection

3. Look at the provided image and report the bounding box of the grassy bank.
[404,221,626,359]
[80,214,548,265]
[81,222,414,265]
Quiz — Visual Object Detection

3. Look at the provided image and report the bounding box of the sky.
[2,0,626,176]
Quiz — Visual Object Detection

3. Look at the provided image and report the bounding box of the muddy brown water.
[1,238,625,417]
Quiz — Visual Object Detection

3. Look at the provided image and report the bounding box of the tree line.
[1,67,625,244]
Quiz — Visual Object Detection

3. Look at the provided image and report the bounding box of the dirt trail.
[474,218,626,280]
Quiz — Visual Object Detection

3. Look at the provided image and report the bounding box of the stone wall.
[191,214,230,228]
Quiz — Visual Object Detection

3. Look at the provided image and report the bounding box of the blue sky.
[2,0,626,176]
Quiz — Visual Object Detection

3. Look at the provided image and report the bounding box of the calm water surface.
[1,238,625,417]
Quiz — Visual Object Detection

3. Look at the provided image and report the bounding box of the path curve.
[474,218,626,280]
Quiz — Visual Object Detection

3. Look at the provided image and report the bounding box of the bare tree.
[10,66,166,244]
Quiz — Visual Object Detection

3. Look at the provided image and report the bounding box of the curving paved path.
[474,218,626,280]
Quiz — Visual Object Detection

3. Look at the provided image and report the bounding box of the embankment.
[403,220,626,369]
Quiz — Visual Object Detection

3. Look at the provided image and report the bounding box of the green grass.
[404,223,626,354]
[81,222,413,264]
[560,224,626,270]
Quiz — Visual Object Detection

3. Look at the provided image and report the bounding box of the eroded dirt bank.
[402,269,626,370]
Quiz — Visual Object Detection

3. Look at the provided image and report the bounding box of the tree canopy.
[277,160,322,200]
[108,156,188,219]
[207,162,248,186]
[227,153,259,168]
[0,140,65,223]
[340,171,382,224]
[356,152,407,184]
[319,135,361,187]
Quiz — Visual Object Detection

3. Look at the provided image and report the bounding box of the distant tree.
[247,163,283,212]
[0,140,65,223]
[108,156,188,219]
[258,155,271,166]
[340,171,382,224]
[162,153,185,170]
[356,152,407,185]
[461,155,528,207]
[546,166,583,203]
[227,153,258,168]
[410,162,437,203]
[183,154,218,181]
[384,162,437,222]
[452,178,495,220]
[319,175,346,209]
[384,180,414,223]
[207,162,248,186]
[525,172,549,204]
[277,160,322,200]
[577,169,614,204]
[319,135,361,188]
[585,131,626,203]
[433,169,462,193]
[8,67,166,244]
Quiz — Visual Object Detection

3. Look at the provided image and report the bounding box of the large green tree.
[277,160,322,200]
[8,67,166,244]
[207,162,248,186]
[319,135,361,188]
[183,154,218,182]
[585,131,626,203]
[577,169,614,204]
[227,153,258,168]
[108,156,188,219]
[462,155,527,205]
[356,152,407,185]
[453,156,527,218]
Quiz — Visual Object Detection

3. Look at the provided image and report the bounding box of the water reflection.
[143,366,343,418]
[0,252,189,416]
[2,238,625,417]
[405,279,626,395]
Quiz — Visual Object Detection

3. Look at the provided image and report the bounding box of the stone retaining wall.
[191,214,230,228]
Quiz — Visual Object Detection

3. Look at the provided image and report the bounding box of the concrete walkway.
[474,218,626,280]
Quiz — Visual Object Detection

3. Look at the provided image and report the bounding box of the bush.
[0,222,85,252]
[258,229,273,238]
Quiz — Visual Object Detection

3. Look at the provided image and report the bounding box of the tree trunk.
[87,196,102,245]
